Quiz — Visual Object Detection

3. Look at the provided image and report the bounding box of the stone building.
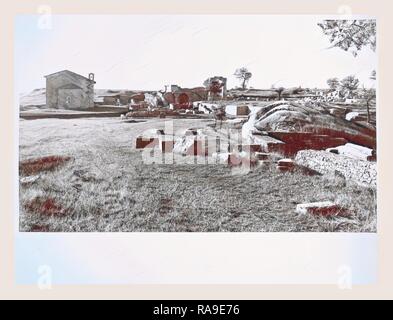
[45,70,96,110]
[163,85,208,109]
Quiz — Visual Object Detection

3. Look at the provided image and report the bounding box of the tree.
[234,67,252,90]
[362,70,377,124]
[361,88,376,124]
[327,77,340,90]
[318,20,376,57]
[340,75,359,99]
[275,87,285,100]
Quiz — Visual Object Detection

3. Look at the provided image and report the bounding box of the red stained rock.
[308,127,376,150]
[296,201,350,217]
[308,205,349,217]
[30,224,50,232]
[278,159,295,168]
[266,131,349,157]
[255,152,270,160]
[136,137,158,149]
[277,165,294,173]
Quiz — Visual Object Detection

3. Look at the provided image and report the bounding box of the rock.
[236,105,250,116]
[367,149,377,162]
[295,150,377,188]
[236,144,263,153]
[20,175,40,185]
[277,166,293,173]
[277,159,295,168]
[136,136,158,149]
[296,201,349,217]
[255,152,270,160]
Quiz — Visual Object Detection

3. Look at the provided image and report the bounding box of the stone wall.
[295,150,377,188]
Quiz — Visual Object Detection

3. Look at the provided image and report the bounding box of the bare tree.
[234,67,252,90]
[318,20,376,57]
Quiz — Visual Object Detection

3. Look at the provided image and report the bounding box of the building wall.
[103,96,119,105]
[58,88,83,109]
[46,72,95,109]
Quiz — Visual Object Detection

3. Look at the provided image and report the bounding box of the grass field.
[19,117,377,232]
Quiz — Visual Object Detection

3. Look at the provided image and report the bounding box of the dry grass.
[19,118,377,232]
[19,158,377,232]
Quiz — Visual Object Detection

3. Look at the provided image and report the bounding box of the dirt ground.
[19,117,377,232]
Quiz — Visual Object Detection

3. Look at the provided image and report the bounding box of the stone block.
[255,152,270,160]
[136,136,158,149]
[296,201,349,217]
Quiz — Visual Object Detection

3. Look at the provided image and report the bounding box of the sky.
[15,15,377,94]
